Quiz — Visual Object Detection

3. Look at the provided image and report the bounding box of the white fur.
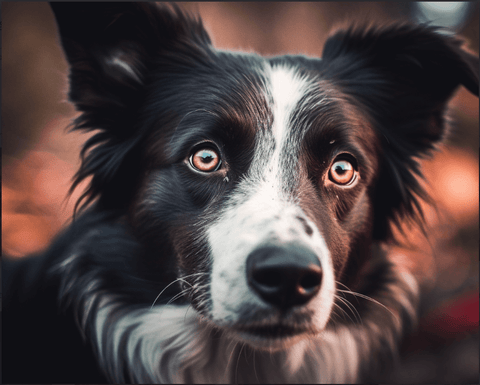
[85,264,418,383]
[207,64,335,342]
[94,301,198,383]
[91,298,360,383]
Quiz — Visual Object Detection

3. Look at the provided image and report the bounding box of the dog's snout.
[246,243,322,309]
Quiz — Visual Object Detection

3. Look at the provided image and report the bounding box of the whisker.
[333,299,358,325]
[184,304,193,323]
[151,278,192,309]
[226,341,239,379]
[253,349,259,383]
[328,306,341,323]
[151,272,208,309]
[166,288,191,305]
[337,289,399,322]
[235,342,246,383]
[335,281,353,291]
[334,294,362,324]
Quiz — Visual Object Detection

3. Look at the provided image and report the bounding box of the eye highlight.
[329,159,356,185]
[190,146,221,172]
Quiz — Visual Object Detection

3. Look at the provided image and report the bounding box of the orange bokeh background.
[2,3,479,381]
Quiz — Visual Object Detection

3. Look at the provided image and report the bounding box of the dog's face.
[133,59,380,348]
[51,3,478,350]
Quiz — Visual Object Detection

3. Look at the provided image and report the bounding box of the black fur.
[3,3,478,383]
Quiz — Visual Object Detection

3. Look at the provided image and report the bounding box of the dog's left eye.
[329,159,356,185]
[189,147,221,172]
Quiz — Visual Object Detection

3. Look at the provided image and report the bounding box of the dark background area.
[2,2,479,383]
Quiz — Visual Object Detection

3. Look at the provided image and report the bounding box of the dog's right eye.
[328,157,356,186]
[189,146,221,172]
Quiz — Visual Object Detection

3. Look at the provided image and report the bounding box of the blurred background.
[2,2,478,382]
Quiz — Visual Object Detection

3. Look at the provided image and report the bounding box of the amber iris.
[329,160,355,185]
[191,148,220,172]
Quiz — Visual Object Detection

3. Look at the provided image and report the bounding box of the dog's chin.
[229,325,310,351]
[197,307,317,351]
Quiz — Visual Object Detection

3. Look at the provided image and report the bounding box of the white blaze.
[207,63,335,336]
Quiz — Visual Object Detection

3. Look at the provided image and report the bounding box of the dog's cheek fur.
[295,115,380,280]
[171,224,213,314]
[295,173,349,276]
[130,166,228,311]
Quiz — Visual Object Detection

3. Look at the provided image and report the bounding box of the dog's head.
[51,3,478,350]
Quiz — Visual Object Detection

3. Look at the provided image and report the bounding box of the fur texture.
[3,3,478,384]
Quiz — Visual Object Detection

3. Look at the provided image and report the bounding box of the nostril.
[300,269,322,291]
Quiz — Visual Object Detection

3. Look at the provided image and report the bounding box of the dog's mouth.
[235,324,308,339]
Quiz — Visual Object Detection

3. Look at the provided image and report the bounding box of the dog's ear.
[321,23,478,149]
[50,2,211,126]
[49,2,212,211]
[321,24,479,239]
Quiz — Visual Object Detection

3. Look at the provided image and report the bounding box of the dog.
[3,3,479,383]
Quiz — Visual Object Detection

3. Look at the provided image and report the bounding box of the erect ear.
[50,2,212,132]
[49,2,212,211]
[320,23,479,239]
[321,23,478,149]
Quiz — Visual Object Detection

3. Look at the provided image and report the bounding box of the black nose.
[246,243,322,309]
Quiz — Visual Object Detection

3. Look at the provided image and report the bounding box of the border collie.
[3,3,479,383]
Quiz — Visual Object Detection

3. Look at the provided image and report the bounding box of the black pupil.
[335,164,347,174]
[200,152,213,163]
